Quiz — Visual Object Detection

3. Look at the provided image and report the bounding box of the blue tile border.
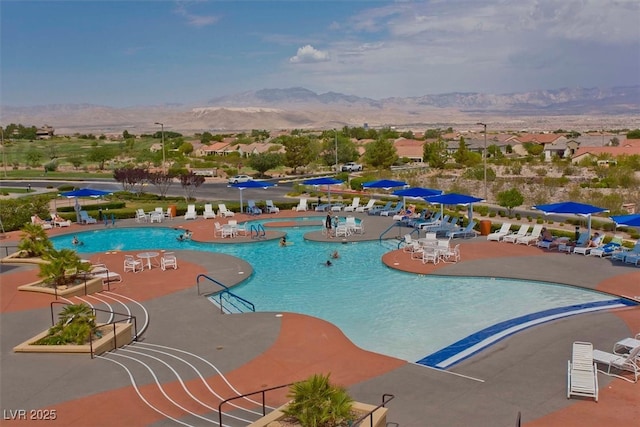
[417,298,637,369]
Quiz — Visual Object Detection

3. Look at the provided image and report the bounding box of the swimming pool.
[53,222,626,365]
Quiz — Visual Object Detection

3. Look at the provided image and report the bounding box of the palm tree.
[17,223,54,257]
[38,248,89,289]
[283,373,354,427]
[35,303,97,345]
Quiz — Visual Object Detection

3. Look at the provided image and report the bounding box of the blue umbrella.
[425,193,484,221]
[393,187,442,212]
[610,214,640,228]
[61,188,112,198]
[303,177,344,206]
[362,179,408,190]
[229,180,276,213]
[533,201,608,236]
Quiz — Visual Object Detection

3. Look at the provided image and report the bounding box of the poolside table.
[137,252,159,270]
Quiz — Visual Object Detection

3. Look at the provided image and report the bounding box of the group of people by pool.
[538,227,603,249]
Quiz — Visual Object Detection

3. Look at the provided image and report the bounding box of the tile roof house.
[194,141,231,157]
[393,138,424,162]
[571,139,640,164]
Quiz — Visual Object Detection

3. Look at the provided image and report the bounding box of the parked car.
[341,162,363,172]
[228,174,253,184]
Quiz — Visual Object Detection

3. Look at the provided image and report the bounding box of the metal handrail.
[378,222,403,243]
[250,223,266,239]
[218,383,292,427]
[216,289,255,313]
[49,301,138,359]
[0,244,18,258]
[196,273,255,313]
[351,393,395,426]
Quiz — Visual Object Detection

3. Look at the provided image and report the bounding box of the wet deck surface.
[1,210,639,426]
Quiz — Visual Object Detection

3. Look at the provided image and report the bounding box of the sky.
[1,0,639,107]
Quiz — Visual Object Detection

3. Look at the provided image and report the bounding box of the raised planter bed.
[17,277,104,297]
[248,401,387,427]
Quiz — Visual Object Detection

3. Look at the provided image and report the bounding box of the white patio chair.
[135,209,149,223]
[161,252,178,270]
[124,255,143,273]
[266,200,280,213]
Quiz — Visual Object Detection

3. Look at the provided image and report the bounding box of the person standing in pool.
[325,213,332,237]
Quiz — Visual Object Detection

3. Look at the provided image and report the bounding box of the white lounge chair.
[294,198,308,212]
[611,241,640,263]
[502,224,530,243]
[567,341,598,401]
[590,235,623,257]
[574,233,607,255]
[486,222,512,242]
[218,204,235,218]
[265,200,280,214]
[343,197,361,212]
[160,252,178,270]
[593,345,640,383]
[355,199,377,213]
[51,213,72,227]
[88,264,122,284]
[559,232,590,253]
[203,203,216,219]
[31,215,53,229]
[446,221,477,239]
[184,204,197,220]
[516,224,544,246]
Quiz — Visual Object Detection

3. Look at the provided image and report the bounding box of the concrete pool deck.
[1,211,639,426]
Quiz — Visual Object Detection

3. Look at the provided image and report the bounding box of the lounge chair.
[611,241,640,263]
[368,201,393,216]
[420,215,450,232]
[592,345,640,383]
[265,200,280,214]
[412,212,441,229]
[567,341,598,401]
[31,215,53,229]
[315,203,331,212]
[486,222,512,242]
[50,213,72,227]
[343,197,361,212]
[613,333,640,355]
[218,204,234,218]
[589,235,623,257]
[160,252,178,270]
[446,221,477,239]
[380,201,404,217]
[247,200,262,215]
[515,224,544,246]
[184,204,198,220]
[502,224,530,243]
[355,199,377,213]
[559,232,589,254]
[573,233,607,255]
[79,210,97,225]
[294,198,308,212]
[203,203,216,219]
[88,264,122,284]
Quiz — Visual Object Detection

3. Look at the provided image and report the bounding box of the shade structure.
[610,214,640,228]
[229,180,276,213]
[303,177,344,206]
[533,201,608,236]
[424,193,484,221]
[60,188,113,222]
[393,187,442,212]
[362,179,408,190]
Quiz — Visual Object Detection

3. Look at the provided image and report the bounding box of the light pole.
[0,127,6,178]
[476,122,487,200]
[334,129,338,173]
[154,122,166,173]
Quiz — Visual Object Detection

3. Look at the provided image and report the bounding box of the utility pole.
[154,122,166,173]
[476,122,488,200]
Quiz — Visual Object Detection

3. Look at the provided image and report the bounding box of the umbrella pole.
[240,189,244,213]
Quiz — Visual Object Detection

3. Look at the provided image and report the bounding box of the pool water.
[53,221,621,363]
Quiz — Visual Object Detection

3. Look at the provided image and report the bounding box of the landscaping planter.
[248,401,387,427]
[17,277,104,297]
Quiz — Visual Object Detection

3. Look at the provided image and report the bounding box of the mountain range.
[2,86,639,135]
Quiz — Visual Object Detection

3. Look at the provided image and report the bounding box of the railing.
[0,244,18,258]
[351,393,395,426]
[218,383,292,427]
[196,274,255,314]
[378,222,404,243]
[250,223,266,239]
[49,301,138,359]
[397,228,419,249]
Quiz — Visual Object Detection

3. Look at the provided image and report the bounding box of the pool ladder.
[250,224,266,239]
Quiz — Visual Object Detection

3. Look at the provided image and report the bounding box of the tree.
[18,223,54,257]
[147,171,175,198]
[179,171,205,201]
[320,132,358,167]
[248,152,283,177]
[626,129,640,139]
[39,248,88,289]
[452,137,472,165]
[496,188,524,216]
[364,138,397,169]
[113,167,149,192]
[35,303,97,346]
[67,156,83,170]
[25,148,43,167]
[423,139,448,168]
[281,135,317,174]
[87,146,115,170]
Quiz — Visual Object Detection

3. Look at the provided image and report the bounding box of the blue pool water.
[53,221,623,364]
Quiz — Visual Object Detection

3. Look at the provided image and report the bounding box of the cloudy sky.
[2,0,639,107]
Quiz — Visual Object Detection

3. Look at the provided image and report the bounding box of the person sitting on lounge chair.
[587,232,603,248]
[538,227,561,249]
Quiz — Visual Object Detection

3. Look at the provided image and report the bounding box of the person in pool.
[280,236,288,246]
[72,236,83,246]
[177,230,192,241]
[331,250,339,259]
[325,260,332,267]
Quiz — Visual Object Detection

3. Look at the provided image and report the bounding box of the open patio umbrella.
[60,188,113,222]
[533,201,608,237]
[303,177,344,207]
[424,193,484,221]
[393,187,442,213]
[229,180,276,213]
[362,179,408,190]
[610,213,640,228]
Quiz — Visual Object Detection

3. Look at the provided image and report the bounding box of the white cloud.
[173,2,218,28]
[289,45,331,64]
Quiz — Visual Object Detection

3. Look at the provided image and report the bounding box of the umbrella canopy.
[61,188,112,198]
[229,180,276,213]
[533,201,608,236]
[303,177,344,206]
[393,187,443,213]
[610,214,640,228]
[362,179,408,190]
[424,193,484,221]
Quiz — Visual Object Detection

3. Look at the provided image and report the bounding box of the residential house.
[36,125,54,139]
[393,138,424,162]
[571,139,640,164]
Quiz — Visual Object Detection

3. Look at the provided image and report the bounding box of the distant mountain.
[2,86,639,134]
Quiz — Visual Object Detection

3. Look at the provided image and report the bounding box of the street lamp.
[0,127,6,178]
[154,122,166,173]
[476,122,487,200]
[334,129,338,173]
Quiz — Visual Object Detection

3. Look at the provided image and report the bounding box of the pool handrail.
[250,223,266,239]
[379,222,404,243]
[196,273,255,314]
